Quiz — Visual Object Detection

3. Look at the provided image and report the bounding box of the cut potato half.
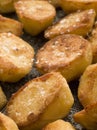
[60,0,97,14]
[0,15,23,36]
[0,33,34,82]
[0,112,19,130]
[6,72,74,130]
[0,87,7,110]
[78,63,97,107]
[14,0,56,36]
[45,9,96,39]
[74,102,97,130]
[42,119,76,130]
[36,34,92,82]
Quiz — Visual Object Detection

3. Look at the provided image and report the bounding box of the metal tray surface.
[1,8,86,130]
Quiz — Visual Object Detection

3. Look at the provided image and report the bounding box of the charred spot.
[15,48,19,51]
[28,112,38,122]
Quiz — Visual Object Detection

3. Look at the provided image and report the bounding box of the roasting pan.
[1,8,85,130]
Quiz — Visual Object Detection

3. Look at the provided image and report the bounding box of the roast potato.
[36,34,92,82]
[0,112,19,130]
[78,63,97,107]
[0,87,7,110]
[14,0,56,36]
[6,72,74,130]
[0,33,34,82]
[0,15,23,36]
[42,120,76,130]
[74,102,97,130]
[45,9,96,39]
[60,0,97,14]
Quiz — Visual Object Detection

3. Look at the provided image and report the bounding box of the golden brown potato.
[36,34,92,82]
[0,15,23,36]
[78,63,97,107]
[42,120,76,130]
[0,0,19,13]
[60,0,97,14]
[45,9,96,39]
[89,22,97,63]
[0,32,34,82]
[14,0,56,36]
[74,102,97,130]
[6,72,74,130]
[0,112,19,130]
[0,87,7,110]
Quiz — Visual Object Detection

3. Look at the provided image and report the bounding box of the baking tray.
[1,8,85,130]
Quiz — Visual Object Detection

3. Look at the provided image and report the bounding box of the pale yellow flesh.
[6,72,74,130]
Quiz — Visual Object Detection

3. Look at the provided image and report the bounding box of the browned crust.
[0,15,23,36]
[6,72,63,126]
[45,9,96,39]
[36,34,91,72]
[78,64,97,107]
[14,0,56,21]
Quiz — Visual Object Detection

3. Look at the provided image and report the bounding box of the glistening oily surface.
[1,9,84,130]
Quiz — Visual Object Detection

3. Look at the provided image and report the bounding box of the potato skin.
[14,0,56,36]
[45,9,96,39]
[36,34,92,82]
